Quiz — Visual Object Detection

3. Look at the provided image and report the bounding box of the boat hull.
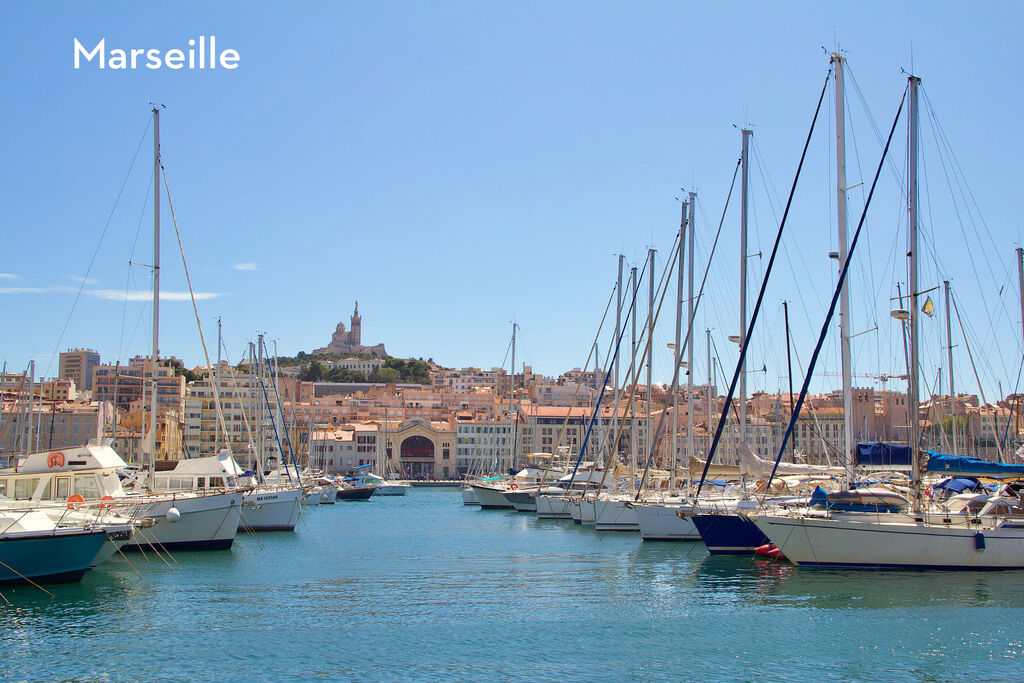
[471,485,514,509]
[240,488,302,532]
[503,490,537,512]
[754,514,1024,569]
[634,502,701,541]
[336,486,376,501]
[594,498,639,531]
[0,530,108,584]
[461,487,480,506]
[691,512,769,554]
[125,491,242,552]
[536,494,571,519]
[376,485,410,496]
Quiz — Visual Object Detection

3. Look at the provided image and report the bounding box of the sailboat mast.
[944,280,957,453]
[671,202,686,492]
[686,194,696,477]
[646,247,655,480]
[613,255,624,463]
[908,74,922,512]
[150,106,161,474]
[832,52,855,486]
[630,266,638,476]
[216,317,222,452]
[739,128,751,449]
[507,322,516,473]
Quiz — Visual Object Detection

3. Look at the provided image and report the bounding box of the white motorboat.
[4,445,242,552]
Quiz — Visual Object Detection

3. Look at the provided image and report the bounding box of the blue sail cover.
[856,442,911,467]
[925,451,1024,478]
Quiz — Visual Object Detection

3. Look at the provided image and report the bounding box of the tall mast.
[739,128,751,450]
[614,255,624,458]
[27,360,34,456]
[671,202,687,492]
[686,193,696,481]
[646,247,655,481]
[507,322,516,473]
[630,266,638,476]
[944,280,957,453]
[150,106,161,475]
[706,329,712,458]
[784,301,795,462]
[908,74,922,512]
[1017,248,1024,444]
[216,317,222,453]
[832,52,855,487]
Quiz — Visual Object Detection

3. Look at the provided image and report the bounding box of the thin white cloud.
[232,262,258,271]
[64,275,98,285]
[88,289,225,302]
[0,286,50,294]
[0,273,17,280]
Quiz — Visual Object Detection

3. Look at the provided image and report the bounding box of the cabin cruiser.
[2,444,243,552]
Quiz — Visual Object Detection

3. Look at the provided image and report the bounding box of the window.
[14,478,39,500]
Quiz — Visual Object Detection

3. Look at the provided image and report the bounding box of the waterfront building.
[91,356,185,413]
[455,417,513,475]
[183,364,282,467]
[0,400,106,456]
[381,417,456,479]
[309,423,379,474]
[59,348,100,391]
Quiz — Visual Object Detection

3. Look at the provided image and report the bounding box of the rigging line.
[119,166,154,361]
[751,137,826,324]
[999,354,1024,458]
[763,82,908,493]
[45,116,153,378]
[844,75,881,338]
[695,64,834,500]
[634,158,743,487]
[160,165,231,448]
[538,282,618,488]
[924,96,1014,377]
[566,251,650,486]
[951,289,1005,461]
[922,87,1013,286]
[845,63,905,190]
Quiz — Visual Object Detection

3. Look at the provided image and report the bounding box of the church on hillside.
[314,301,387,357]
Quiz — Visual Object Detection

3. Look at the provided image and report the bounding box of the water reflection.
[694,554,1024,609]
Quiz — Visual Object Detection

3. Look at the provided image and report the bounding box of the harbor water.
[2,488,1022,682]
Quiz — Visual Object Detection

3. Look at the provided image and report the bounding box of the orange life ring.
[98,495,115,510]
[510,483,519,490]
[67,494,85,510]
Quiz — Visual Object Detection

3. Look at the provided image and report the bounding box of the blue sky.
[2,1,1022,401]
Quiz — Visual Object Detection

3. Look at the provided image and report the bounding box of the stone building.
[314,301,387,357]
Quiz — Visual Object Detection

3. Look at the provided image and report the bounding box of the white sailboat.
[754,71,1024,569]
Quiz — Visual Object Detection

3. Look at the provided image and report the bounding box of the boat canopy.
[855,442,911,467]
[925,452,1024,478]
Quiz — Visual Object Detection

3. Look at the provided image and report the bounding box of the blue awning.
[856,442,911,467]
[925,452,1024,478]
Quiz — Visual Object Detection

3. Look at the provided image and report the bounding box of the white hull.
[240,488,302,532]
[568,498,583,523]
[536,494,571,519]
[634,502,701,541]
[461,487,480,505]
[580,497,597,525]
[125,491,242,552]
[754,513,1024,569]
[302,489,322,506]
[319,487,337,504]
[471,484,514,509]
[376,483,411,496]
[594,497,639,531]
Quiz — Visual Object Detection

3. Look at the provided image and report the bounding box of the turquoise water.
[2,488,1023,682]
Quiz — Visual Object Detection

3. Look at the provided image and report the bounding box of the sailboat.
[753,72,1024,568]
